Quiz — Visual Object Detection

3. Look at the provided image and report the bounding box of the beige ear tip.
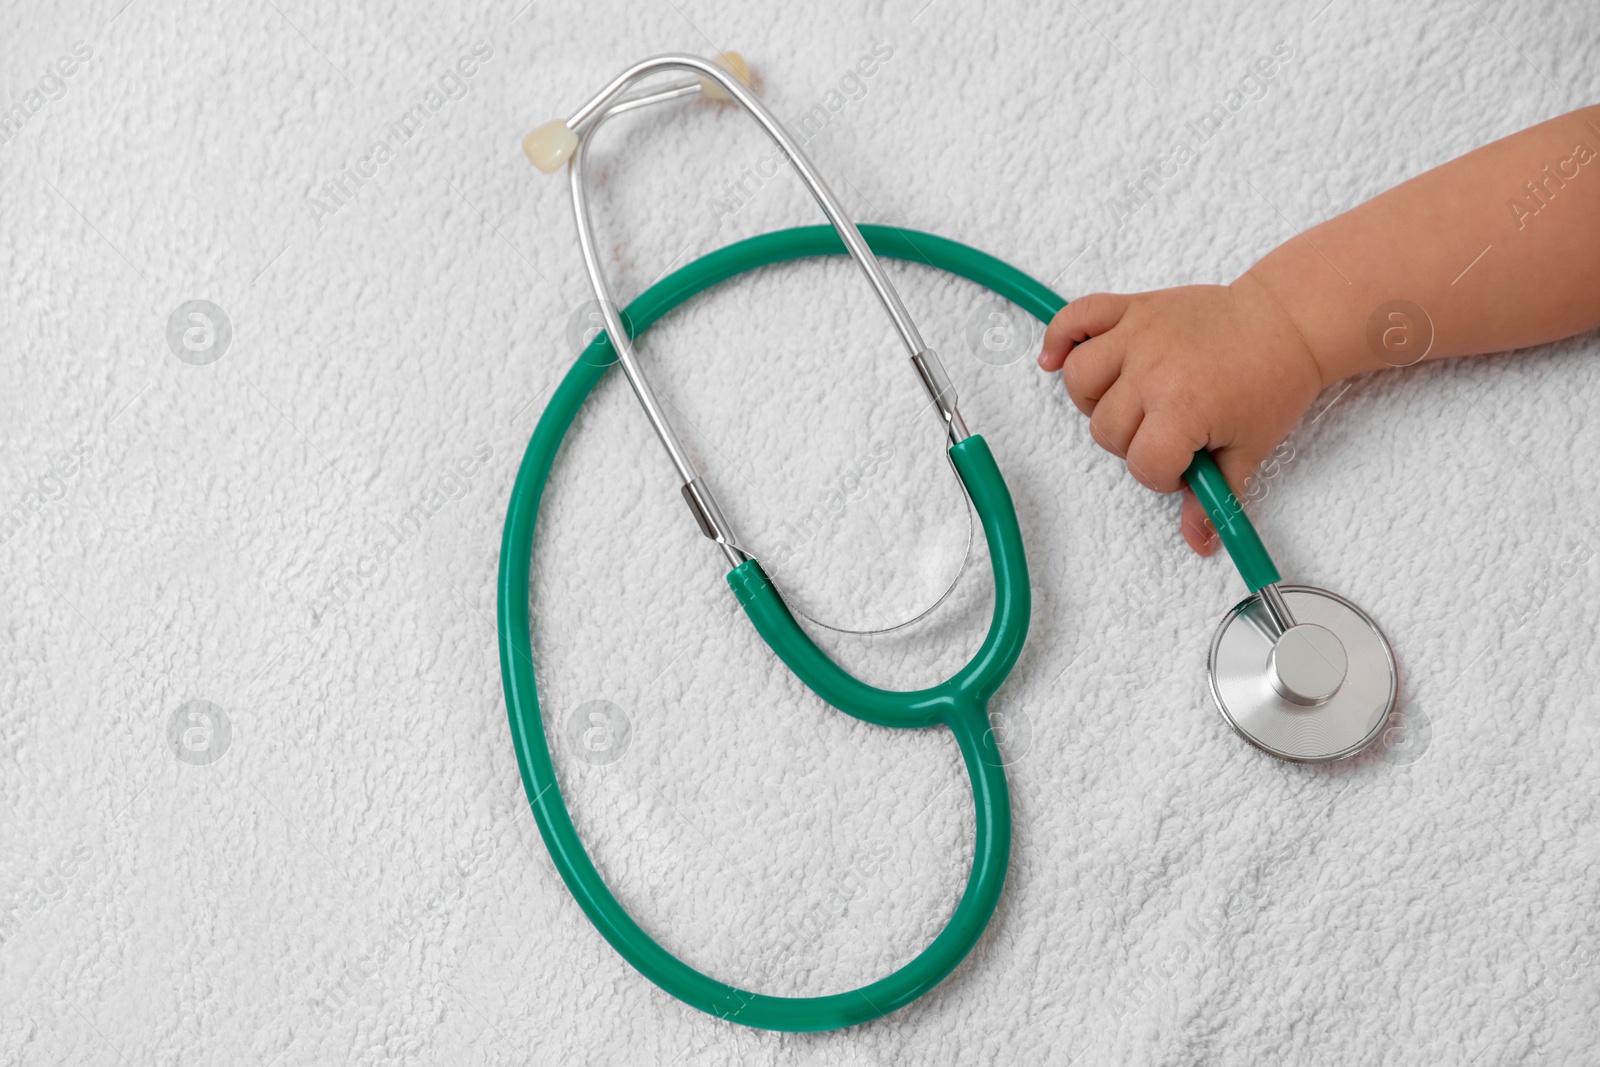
[699,52,754,101]
[523,120,577,173]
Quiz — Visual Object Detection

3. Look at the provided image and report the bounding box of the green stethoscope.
[499,53,1398,1033]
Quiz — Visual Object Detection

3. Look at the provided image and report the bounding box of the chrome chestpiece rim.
[1183,453,1400,764]
[1207,585,1398,763]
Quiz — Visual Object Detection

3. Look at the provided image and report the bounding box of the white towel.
[1,0,1596,1063]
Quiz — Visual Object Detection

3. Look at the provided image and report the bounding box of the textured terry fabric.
[1,0,1597,1064]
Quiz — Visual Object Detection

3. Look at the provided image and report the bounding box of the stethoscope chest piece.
[1206,585,1397,763]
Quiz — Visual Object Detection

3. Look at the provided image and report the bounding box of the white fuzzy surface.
[2,0,1598,1063]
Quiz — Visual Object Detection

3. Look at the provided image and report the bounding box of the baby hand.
[1037,274,1325,555]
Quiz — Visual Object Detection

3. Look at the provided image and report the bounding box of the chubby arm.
[1257,103,1600,381]
[1039,104,1600,554]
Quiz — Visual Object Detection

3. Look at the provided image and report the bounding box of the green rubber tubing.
[1181,451,1281,591]
[498,223,1275,1032]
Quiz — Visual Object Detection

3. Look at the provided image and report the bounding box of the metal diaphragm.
[1207,585,1397,763]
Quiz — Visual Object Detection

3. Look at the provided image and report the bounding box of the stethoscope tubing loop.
[501,224,1041,1031]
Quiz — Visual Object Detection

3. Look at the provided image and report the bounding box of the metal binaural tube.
[568,100,747,568]
[558,53,973,570]
[567,120,698,487]
[563,56,926,350]
[562,55,967,441]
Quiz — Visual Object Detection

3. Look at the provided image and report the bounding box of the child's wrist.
[1229,266,1344,392]
[1239,250,1379,389]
